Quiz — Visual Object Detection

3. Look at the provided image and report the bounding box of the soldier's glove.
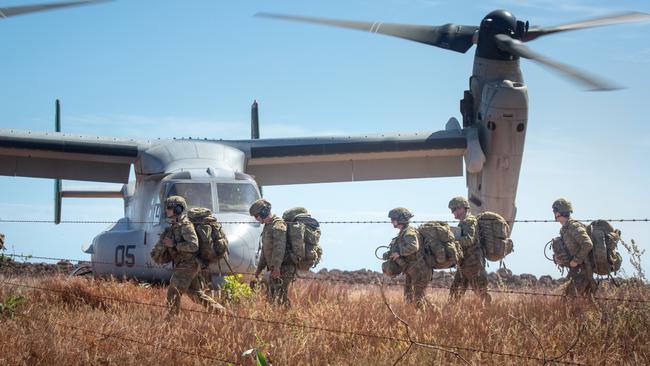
[382,251,391,261]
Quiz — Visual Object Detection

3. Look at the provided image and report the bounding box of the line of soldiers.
[383,196,597,308]
[150,194,596,316]
[383,196,491,307]
[150,196,298,316]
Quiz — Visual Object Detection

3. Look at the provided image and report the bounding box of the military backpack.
[381,259,403,277]
[187,207,229,265]
[283,207,323,271]
[476,212,514,262]
[550,236,572,267]
[587,220,623,275]
[380,237,407,277]
[417,221,460,269]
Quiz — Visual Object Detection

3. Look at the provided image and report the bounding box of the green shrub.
[0,295,25,319]
[221,274,253,303]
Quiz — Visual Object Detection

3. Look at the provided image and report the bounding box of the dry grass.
[0,274,648,365]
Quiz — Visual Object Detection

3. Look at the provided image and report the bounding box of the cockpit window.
[165,183,213,210]
[217,183,259,213]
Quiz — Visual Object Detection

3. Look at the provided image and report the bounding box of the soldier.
[251,199,295,306]
[0,233,5,251]
[150,195,225,317]
[386,208,431,308]
[448,196,491,304]
[552,198,596,298]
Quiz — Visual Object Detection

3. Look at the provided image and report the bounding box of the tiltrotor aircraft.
[1,3,648,282]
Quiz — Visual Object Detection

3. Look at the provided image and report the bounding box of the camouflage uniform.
[390,225,431,307]
[151,197,224,316]
[386,208,431,308]
[256,214,295,305]
[0,233,5,251]
[560,219,596,297]
[449,213,491,303]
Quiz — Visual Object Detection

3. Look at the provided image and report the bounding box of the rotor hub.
[476,10,525,60]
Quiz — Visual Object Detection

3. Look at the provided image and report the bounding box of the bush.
[221,274,253,303]
[0,295,25,319]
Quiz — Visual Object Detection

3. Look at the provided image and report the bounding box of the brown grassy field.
[0,274,648,365]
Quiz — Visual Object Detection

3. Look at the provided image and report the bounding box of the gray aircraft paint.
[467,57,527,227]
[0,128,466,281]
[1,6,648,281]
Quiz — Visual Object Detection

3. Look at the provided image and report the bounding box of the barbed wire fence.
[2,253,649,304]
[0,278,593,366]
[0,216,647,363]
[0,218,649,224]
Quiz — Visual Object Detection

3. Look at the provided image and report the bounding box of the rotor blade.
[256,12,478,53]
[524,11,650,42]
[0,0,109,19]
[495,34,620,91]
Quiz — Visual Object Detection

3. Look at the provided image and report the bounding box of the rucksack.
[382,259,403,277]
[417,221,459,269]
[550,236,572,267]
[283,207,323,271]
[476,212,514,262]
[187,207,229,264]
[587,220,623,275]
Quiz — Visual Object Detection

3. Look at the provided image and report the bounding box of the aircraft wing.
[0,129,145,183]
[223,130,467,185]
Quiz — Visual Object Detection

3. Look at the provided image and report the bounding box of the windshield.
[165,182,213,211]
[217,183,259,213]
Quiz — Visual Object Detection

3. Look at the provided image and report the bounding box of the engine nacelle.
[467,79,528,226]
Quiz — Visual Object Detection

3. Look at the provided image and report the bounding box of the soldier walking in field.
[251,199,296,306]
[385,208,431,308]
[552,198,597,298]
[150,195,225,317]
[448,196,491,304]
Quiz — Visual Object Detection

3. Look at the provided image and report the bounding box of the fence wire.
[0,279,589,366]
[3,253,650,305]
[0,218,648,225]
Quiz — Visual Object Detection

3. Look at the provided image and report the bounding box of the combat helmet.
[552,198,573,215]
[249,199,272,218]
[165,196,188,215]
[388,207,414,223]
[448,196,470,210]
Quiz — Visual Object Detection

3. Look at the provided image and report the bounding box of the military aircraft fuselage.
[87,140,262,281]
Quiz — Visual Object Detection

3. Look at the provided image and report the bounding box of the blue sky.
[0,0,649,278]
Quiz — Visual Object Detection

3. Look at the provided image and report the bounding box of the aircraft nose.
[217,221,261,274]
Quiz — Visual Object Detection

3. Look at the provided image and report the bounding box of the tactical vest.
[382,225,419,276]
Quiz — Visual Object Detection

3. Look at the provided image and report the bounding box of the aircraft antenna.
[54,99,62,224]
[251,100,260,139]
